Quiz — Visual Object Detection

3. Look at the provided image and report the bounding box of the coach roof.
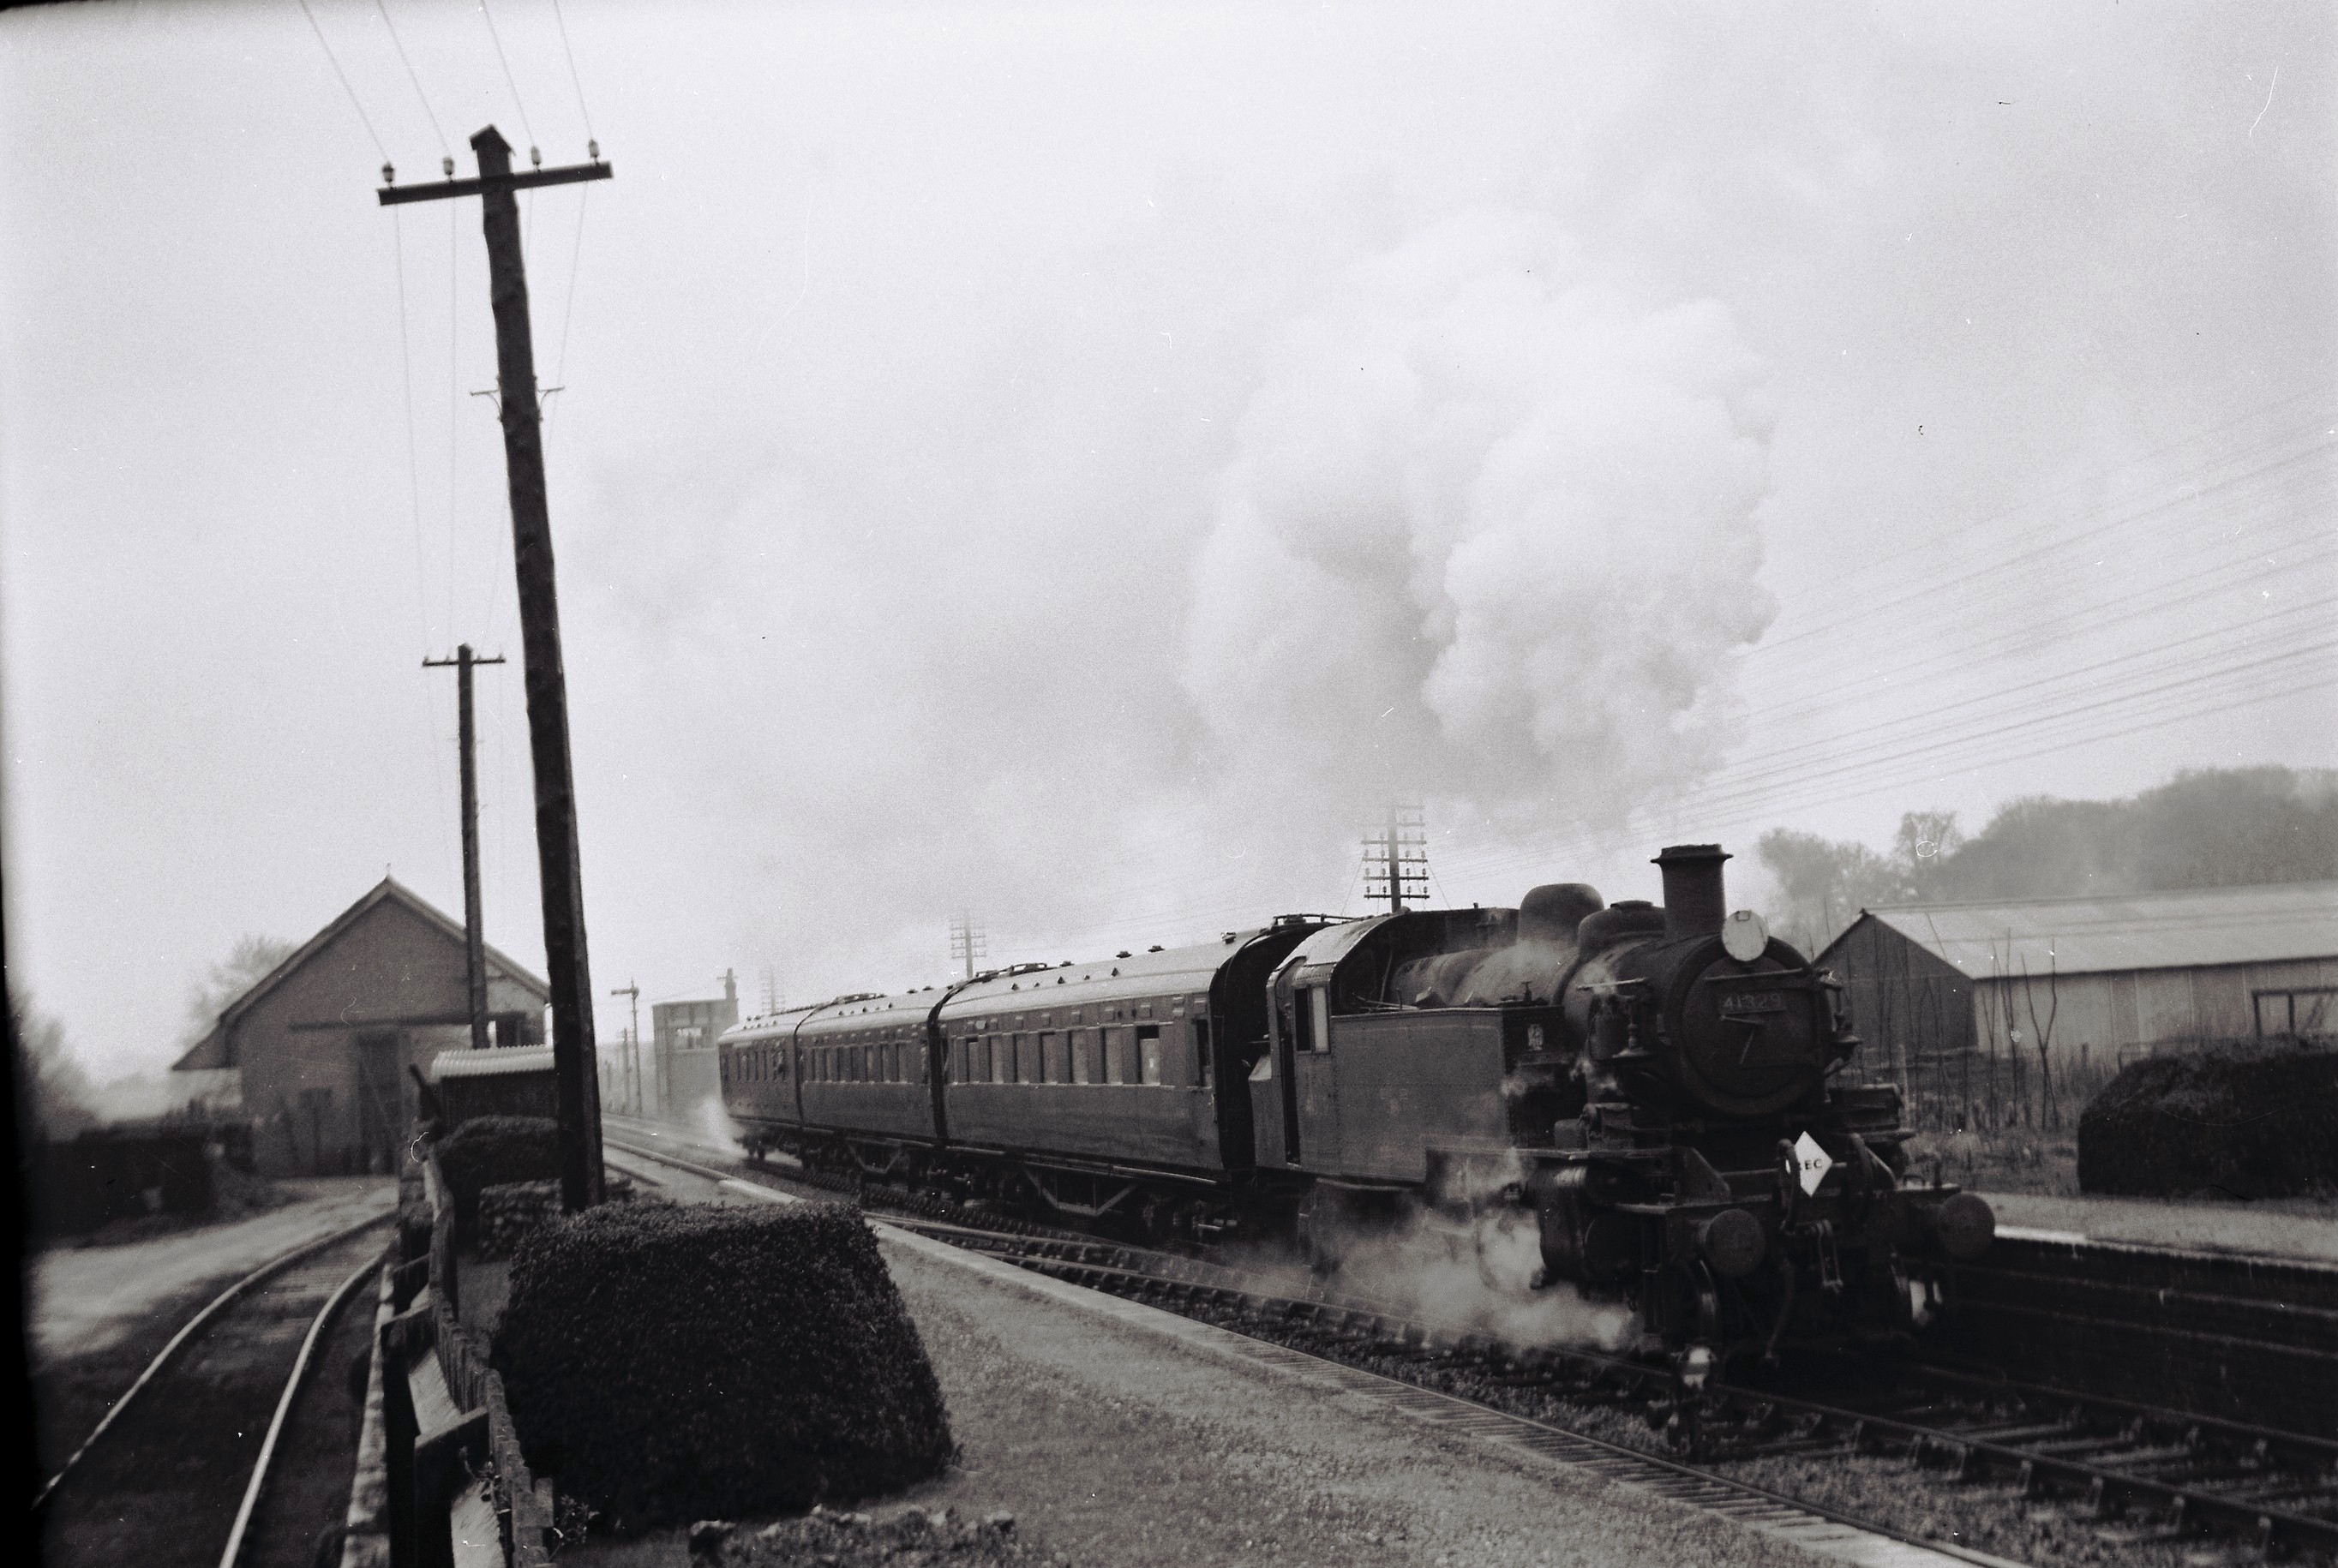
[937,930,1280,1024]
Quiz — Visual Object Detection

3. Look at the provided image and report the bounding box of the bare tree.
[13,996,96,1142]
[2019,948,2062,1130]
[180,934,297,1051]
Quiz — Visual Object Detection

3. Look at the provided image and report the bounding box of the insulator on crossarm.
[587,139,600,162]
[441,155,455,177]
[381,162,396,185]
[530,146,542,167]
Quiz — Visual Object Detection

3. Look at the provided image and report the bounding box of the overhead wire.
[1746,430,2334,667]
[477,0,537,154]
[1755,387,2335,625]
[1708,583,2338,790]
[548,0,596,142]
[389,212,432,654]
[372,0,451,159]
[1454,665,2338,888]
[295,0,389,162]
[1434,643,2338,886]
[448,203,460,641]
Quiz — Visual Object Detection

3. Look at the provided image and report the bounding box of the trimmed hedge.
[2078,1044,2338,1199]
[496,1200,953,1530]
[435,1116,561,1238]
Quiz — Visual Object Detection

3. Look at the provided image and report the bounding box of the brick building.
[171,877,549,1175]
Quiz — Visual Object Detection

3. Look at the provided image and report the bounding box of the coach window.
[985,1037,1005,1085]
[1137,1024,1163,1086]
[1013,1032,1036,1084]
[1104,1027,1130,1085]
[1193,1019,1213,1086]
[1072,1029,1096,1085]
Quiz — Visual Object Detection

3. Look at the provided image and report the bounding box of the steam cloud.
[1184,210,1778,838]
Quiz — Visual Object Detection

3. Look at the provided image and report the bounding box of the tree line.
[1759,765,2338,955]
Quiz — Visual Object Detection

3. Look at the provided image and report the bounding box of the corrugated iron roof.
[1837,881,2338,979]
[430,1044,555,1080]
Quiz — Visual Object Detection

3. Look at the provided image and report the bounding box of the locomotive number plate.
[1721,991,1789,1014]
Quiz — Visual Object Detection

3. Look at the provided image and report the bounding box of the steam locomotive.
[716,843,1992,1373]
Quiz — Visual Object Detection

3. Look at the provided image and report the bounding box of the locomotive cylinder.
[1654,843,1731,942]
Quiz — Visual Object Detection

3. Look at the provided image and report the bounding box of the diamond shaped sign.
[1792,1131,1834,1196]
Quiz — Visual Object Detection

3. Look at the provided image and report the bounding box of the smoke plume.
[1184,210,1778,841]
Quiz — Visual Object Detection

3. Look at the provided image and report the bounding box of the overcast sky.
[3,1,2331,1084]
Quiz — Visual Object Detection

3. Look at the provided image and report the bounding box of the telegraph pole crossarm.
[378,158,611,206]
[386,125,609,1212]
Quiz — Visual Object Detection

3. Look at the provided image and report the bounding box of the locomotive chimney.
[1653,844,1730,942]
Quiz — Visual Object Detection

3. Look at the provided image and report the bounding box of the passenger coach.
[716,918,1326,1236]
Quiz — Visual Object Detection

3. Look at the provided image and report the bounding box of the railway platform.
[1980,1188,2338,1265]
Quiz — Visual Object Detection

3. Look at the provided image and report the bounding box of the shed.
[1816,880,2338,1127]
[430,1042,559,1126]
[171,877,549,1175]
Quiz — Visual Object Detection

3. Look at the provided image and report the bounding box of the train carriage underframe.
[740,1119,1293,1245]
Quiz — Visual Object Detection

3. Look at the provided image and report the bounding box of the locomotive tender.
[718,843,1993,1368]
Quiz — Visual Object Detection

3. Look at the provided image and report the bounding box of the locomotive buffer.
[382,131,612,1210]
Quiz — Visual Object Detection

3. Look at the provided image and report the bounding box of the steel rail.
[214,1254,382,1568]
[33,1206,397,1513]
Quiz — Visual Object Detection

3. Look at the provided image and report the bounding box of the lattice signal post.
[1363,804,1430,913]
[381,129,613,1211]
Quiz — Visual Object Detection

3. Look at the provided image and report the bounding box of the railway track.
[607,1128,2338,1566]
[35,1215,393,1568]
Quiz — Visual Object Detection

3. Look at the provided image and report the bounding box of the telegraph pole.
[610,980,640,1115]
[1362,803,1430,913]
[950,913,987,979]
[383,129,614,1210]
[425,644,507,1053]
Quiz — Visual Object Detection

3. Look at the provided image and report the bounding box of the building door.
[357,1032,404,1174]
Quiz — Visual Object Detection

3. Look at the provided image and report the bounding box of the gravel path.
[28,1176,396,1363]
